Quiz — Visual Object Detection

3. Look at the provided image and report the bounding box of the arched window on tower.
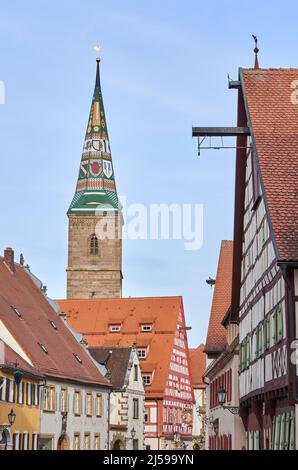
[90,233,99,255]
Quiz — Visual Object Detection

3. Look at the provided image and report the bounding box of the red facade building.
[57,296,194,450]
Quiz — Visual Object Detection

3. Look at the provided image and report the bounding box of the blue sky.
[0,0,297,347]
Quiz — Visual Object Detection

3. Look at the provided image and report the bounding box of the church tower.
[66,57,122,299]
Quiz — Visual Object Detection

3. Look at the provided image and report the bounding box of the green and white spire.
[68,57,118,214]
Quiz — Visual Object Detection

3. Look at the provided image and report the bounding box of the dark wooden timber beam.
[192,127,250,137]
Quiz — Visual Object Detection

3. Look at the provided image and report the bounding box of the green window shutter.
[246,336,251,368]
[260,323,264,355]
[250,431,254,450]
[262,321,266,352]
[245,431,249,450]
[275,415,281,450]
[255,329,259,358]
[243,337,247,368]
[266,317,270,349]
[271,416,276,450]
[289,411,295,450]
[240,343,243,371]
[284,413,290,450]
[280,413,285,450]
[255,431,260,450]
[272,310,277,345]
[277,305,283,342]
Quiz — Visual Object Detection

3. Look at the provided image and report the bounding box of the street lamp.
[1,410,16,451]
[13,370,24,386]
[131,428,136,440]
[217,385,226,406]
[217,385,239,415]
[8,409,16,427]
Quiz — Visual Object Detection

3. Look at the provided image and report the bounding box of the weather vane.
[94,44,101,62]
[252,35,259,69]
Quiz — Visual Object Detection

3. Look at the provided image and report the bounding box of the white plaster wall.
[192,388,205,437]
[39,379,109,450]
[109,351,145,450]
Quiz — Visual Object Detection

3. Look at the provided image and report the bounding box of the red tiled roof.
[57,296,193,400]
[0,258,109,387]
[241,68,298,261]
[189,344,206,388]
[204,241,233,354]
[1,342,42,379]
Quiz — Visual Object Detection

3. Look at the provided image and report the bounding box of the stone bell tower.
[66,57,122,299]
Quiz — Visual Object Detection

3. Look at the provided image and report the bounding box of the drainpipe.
[107,389,111,450]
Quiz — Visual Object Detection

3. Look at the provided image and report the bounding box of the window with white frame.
[43,385,56,412]
[142,374,152,386]
[74,433,80,450]
[84,433,91,450]
[109,325,121,333]
[96,393,102,417]
[94,434,101,450]
[141,324,152,332]
[74,390,82,415]
[137,348,147,359]
[86,392,93,416]
[60,388,68,413]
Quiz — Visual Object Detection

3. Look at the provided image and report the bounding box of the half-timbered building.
[57,296,195,450]
[204,241,245,450]
[195,65,298,450]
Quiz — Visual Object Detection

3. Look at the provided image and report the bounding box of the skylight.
[73,353,82,364]
[49,320,58,330]
[38,342,48,354]
[11,306,21,318]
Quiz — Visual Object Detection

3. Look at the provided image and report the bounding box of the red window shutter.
[228,369,231,402]
[229,434,232,450]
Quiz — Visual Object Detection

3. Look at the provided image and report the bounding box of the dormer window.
[141,324,152,333]
[142,374,152,386]
[137,348,147,359]
[110,325,121,333]
[38,342,48,354]
[90,234,99,255]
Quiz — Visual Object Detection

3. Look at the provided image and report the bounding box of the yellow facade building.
[0,344,41,450]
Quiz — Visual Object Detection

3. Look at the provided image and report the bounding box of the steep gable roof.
[57,296,191,399]
[189,344,206,389]
[89,347,132,389]
[205,241,233,355]
[241,68,298,262]
[0,257,109,387]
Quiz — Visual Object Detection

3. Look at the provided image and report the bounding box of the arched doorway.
[110,433,126,450]
[0,428,12,451]
[112,439,125,450]
[57,434,69,450]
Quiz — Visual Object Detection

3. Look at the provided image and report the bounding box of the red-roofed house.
[203,241,245,450]
[189,344,206,448]
[0,248,111,450]
[196,65,298,450]
[57,296,195,450]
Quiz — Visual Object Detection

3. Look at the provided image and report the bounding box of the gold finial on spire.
[94,45,101,63]
[252,35,259,69]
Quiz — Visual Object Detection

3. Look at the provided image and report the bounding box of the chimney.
[4,247,15,272]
